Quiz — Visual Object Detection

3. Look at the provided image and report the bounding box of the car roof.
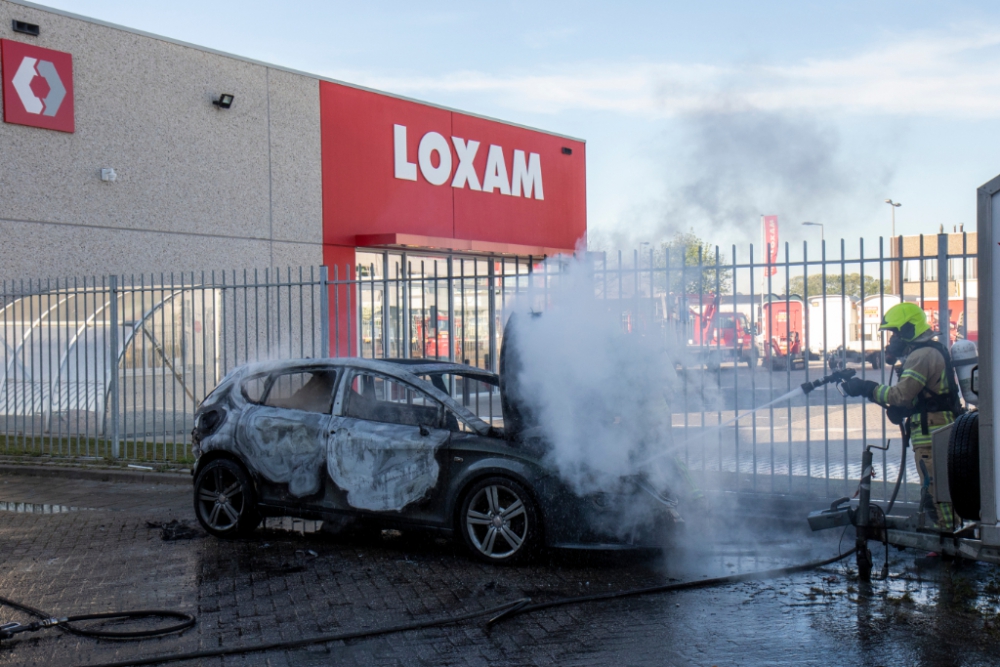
[231,358,496,435]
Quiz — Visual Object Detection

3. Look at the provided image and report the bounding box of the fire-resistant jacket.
[870,331,955,436]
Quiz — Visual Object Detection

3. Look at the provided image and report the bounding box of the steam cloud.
[506,254,695,498]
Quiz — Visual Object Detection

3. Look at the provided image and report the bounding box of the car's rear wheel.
[460,476,539,564]
[194,458,260,538]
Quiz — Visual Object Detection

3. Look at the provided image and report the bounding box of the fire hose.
[0,546,858,667]
[0,593,195,643]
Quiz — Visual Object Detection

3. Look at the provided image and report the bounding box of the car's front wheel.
[194,458,260,538]
[459,476,540,564]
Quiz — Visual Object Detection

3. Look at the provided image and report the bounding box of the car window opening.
[265,370,337,414]
[418,372,503,427]
[344,373,442,428]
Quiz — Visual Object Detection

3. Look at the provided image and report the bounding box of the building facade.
[0,0,586,281]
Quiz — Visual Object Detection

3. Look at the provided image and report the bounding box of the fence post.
[937,232,950,350]
[319,265,330,358]
[109,274,120,459]
[487,260,497,372]
[446,256,455,363]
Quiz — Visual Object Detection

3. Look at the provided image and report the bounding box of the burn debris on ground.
[146,520,203,541]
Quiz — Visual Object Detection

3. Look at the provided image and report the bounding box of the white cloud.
[328,28,1000,118]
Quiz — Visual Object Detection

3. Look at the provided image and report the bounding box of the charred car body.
[191,352,680,562]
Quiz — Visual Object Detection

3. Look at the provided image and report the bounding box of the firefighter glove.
[886,406,911,425]
[843,378,878,399]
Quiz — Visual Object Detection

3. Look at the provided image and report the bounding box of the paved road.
[1,472,998,666]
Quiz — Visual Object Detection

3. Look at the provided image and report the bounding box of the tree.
[786,273,889,299]
[654,232,732,295]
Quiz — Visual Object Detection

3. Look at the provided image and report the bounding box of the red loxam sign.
[1,40,74,133]
[320,82,586,257]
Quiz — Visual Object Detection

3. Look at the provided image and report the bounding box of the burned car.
[191,357,681,563]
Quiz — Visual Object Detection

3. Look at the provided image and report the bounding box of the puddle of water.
[0,500,84,514]
[262,516,323,534]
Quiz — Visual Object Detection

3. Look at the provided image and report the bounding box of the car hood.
[499,313,541,443]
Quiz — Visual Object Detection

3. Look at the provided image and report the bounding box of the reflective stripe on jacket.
[871,339,954,438]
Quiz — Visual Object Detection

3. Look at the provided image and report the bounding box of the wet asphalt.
[1,472,999,666]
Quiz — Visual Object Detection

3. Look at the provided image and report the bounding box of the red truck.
[761,298,806,371]
[687,296,759,370]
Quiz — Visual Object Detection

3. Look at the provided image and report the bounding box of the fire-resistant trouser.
[910,418,955,530]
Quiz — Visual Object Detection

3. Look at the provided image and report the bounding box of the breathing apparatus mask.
[884,331,909,365]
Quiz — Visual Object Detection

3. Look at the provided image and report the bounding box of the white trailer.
[805,294,887,368]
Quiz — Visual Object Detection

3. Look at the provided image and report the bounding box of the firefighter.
[841,303,963,530]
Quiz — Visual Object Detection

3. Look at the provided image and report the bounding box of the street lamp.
[802,221,824,243]
[885,199,901,238]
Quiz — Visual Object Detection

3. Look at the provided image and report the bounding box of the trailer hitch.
[800,369,856,396]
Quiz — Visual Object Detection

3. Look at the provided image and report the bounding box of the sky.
[32,0,1000,257]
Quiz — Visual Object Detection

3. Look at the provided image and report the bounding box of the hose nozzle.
[801,368,856,395]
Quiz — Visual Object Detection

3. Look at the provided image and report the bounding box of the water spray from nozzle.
[639,368,859,469]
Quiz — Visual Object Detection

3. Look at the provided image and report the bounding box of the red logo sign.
[1,40,74,133]
[762,215,779,276]
[319,82,586,255]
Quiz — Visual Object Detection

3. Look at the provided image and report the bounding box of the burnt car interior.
[343,373,444,428]
[262,370,337,414]
[417,372,502,429]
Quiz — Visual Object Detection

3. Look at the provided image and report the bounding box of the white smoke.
[505,253,702,498]
[504,253,822,572]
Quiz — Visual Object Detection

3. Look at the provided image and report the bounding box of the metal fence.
[0,236,978,504]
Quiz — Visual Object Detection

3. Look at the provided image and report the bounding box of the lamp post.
[885,199,901,238]
[885,199,903,297]
[802,221,824,243]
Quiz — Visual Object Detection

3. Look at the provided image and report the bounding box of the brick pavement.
[1,472,999,666]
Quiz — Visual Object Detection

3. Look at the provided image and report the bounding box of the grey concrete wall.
[0,0,323,281]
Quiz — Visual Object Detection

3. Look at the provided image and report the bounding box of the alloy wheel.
[197,464,246,532]
[465,484,529,559]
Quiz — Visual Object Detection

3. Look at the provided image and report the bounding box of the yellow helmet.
[879,302,929,341]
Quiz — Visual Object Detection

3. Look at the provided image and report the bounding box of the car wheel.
[194,458,260,538]
[460,476,540,564]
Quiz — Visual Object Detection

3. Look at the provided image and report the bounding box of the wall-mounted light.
[12,20,40,37]
[212,94,235,109]
[561,147,573,155]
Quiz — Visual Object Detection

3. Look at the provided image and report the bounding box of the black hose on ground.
[884,424,910,515]
[71,547,857,667]
[0,594,195,641]
[485,546,858,627]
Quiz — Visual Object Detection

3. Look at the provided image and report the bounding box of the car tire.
[194,458,261,538]
[948,411,980,521]
[459,476,540,564]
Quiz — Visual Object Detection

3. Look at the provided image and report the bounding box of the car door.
[236,367,337,500]
[327,370,450,515]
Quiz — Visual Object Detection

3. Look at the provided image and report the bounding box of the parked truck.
[761,296,805,371]
[684,295,759,370]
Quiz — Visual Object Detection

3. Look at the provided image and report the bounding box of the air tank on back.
[951,338,979,406]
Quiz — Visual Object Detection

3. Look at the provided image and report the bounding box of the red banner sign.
[762,215,779,276]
